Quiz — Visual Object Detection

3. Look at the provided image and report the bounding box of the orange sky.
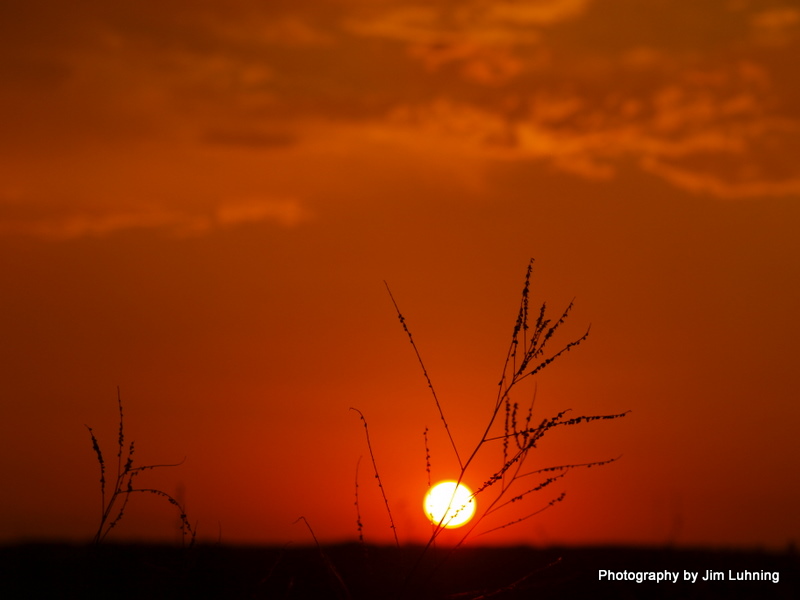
[1,0,799,550]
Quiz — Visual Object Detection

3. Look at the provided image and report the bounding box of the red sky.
[1,0,799,550]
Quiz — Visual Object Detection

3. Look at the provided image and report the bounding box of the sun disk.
[424,481,476,528]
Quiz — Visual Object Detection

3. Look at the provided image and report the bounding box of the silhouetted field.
[1,543,796,599]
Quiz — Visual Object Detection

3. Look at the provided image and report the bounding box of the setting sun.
[424,481,476,529]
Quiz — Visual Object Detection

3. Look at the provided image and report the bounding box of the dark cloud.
[202,129,297,148]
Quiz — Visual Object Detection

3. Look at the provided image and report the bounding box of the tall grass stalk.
[351,407,400,548]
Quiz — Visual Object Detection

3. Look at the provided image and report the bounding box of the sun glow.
[424,481,476,528]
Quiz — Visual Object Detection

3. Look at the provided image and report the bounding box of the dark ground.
[1,542,796,599]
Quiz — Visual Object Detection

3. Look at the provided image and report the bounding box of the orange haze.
[1,1,798,550]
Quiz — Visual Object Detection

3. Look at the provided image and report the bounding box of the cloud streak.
[382,56,800,198]
[344,0,590,44]
[0,198,311,241]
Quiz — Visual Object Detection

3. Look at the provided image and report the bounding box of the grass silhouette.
[351,258,630,594]
[85,387,195,546]
[75,261,628,598]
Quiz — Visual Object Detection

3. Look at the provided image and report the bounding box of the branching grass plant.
[352,259,629,593]
[85,387,195,546]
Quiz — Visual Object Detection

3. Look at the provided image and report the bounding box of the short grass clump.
[85,387,194,545]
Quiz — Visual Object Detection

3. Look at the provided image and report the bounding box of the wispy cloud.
[0,198,311,241]
[751,7,800,45]
[381,56,800,199]
[342,0,587,84]
[484,0,591,26]
[216,198,310,228]
[344,0,590,44]
[640,158,800,199]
